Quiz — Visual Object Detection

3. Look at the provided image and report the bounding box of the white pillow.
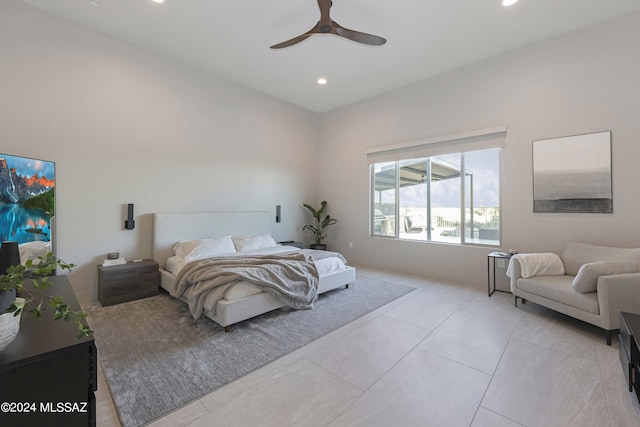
[174,239,206,257]
[165,255,180,273]
[232,234,278,252]
[173,236,236,260]
[572,261,637,293]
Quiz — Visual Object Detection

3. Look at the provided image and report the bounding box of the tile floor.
[95,266,640,427]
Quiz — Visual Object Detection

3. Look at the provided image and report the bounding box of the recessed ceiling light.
[502,0,519,6]
[317,78,327,85]
[88,0,99,6]
[152,0,165,3]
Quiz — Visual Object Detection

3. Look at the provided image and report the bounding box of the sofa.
[507,242,640,345]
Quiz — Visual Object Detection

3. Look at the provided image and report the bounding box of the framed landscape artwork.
[533,131,612,213]
[0,153,55,246]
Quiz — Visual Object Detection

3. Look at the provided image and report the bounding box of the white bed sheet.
[164,246,348,309]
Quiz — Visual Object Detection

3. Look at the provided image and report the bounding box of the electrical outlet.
[497,259,506,269]
[348,241,353,248]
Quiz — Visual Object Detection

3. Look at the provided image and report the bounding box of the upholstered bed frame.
[152,211,356,330]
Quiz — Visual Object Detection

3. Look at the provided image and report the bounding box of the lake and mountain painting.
[0,154,55,243]
[533,131,612,213]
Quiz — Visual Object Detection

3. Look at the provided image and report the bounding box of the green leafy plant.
[0,253,93,338]
[303,201,338,245]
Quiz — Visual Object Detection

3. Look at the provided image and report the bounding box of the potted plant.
[0,251,93,350]
[303,201,338,250]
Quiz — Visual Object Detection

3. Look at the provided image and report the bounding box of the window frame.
[369,148,502,248]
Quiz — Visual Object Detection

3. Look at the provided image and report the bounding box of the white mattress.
[162,246,348,309]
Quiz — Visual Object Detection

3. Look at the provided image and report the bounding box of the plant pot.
[0,297,23,351]
[309,244,327,250]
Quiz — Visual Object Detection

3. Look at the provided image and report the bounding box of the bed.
[152,211,356,331]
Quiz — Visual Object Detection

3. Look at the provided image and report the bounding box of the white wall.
[318,11,640,287]
[0,0,320,304]
[4,0,639,300]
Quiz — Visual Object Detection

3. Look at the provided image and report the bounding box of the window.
[368,128,504,246]
[372,162,396,237]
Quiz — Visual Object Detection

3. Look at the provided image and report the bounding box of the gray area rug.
[87,277,415,427]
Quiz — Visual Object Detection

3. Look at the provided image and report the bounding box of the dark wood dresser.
[620,311,640,403]
[0,276,97,426]
[98,259,159,306]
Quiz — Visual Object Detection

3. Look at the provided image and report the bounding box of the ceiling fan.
[270,0,387,49]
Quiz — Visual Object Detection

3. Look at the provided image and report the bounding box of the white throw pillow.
[173,239,206,257]
[165,256,180,273]
[173,236,236,259]
[232,234,278,252]
[572,261,638,293]
[185,236,236,260]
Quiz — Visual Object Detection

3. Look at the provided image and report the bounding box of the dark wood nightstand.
[97,259,159,306]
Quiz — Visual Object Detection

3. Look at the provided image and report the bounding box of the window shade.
[366,126,507,164]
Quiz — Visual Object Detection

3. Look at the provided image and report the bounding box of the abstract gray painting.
[533,131,612,213]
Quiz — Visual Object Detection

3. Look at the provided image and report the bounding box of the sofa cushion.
[517,275,600,314]
[561,242,640,276]
[572,261,638,293]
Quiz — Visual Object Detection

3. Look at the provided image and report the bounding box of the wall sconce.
[275,205,281,223]
[125,203,135,230]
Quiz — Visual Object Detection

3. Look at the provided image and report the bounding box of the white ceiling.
[19,0,640,113]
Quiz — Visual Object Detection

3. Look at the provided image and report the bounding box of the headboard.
[152,211,272,268]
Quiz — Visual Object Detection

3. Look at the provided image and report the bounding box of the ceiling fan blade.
[270,22,322,49]
[270,33,313,49]
[333,21,386,46]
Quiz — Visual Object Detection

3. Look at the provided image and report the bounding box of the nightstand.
[97,259,160,306]
[278,241,309,249]
[487,252,513,297]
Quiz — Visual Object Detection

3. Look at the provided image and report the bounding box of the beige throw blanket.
[173,253,320,319]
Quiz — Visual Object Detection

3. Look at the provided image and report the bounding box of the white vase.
[0,297,24,351]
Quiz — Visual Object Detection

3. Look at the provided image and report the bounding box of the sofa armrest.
[597,272,640,330]
[508,258,522,293]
